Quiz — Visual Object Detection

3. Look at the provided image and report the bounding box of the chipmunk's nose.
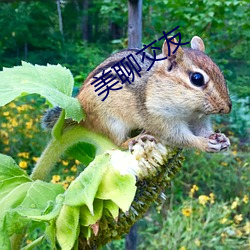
[219,101,232,114]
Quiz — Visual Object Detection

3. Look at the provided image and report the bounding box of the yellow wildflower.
[51,175,61,183]
[179,247,186,250]
[209,193,215,204]
[62,160,69,166]
[3,138,9,145]
[26,121,33,129]
[26,239,32,244]
[75,159,81,165]
[18,152,29,159]
[234,214,243,224]
[66,176,75,182]
[3,111,9,116]
[63,182,69,189]
[19,161,28,169]
[220,218,228,224]
[243,195,248,204]
[231,197,240,209]
[70,165,77,172]
[198,195,210,206]
[232,150,237,156]
[221,232,227,238]
[9,103,16,108]
[17,105,29,112]
[189,184,199,197]
[0,130,8,138]
[182,207,192,217]
[32,157,39,162]
[194,238,201,247]
[244,221,250,234]
[221,162,228,167]
[11,119,18,127]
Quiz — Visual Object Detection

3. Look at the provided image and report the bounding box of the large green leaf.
[56,205,80,250]
[0,154,65,248]
[65,142,96,165]
[0,176,31,201]
[0,62,85,122]
[79,199,103,227]
[20,181,64,213]
[63,154,110,213]
[96,167,136,212]
[0,154,30,181]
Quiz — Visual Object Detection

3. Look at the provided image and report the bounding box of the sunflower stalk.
[77,140,183,249]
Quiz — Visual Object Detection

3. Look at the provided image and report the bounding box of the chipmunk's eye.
[190,72,204,87]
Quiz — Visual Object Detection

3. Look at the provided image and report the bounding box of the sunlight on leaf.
[0,62,85,121]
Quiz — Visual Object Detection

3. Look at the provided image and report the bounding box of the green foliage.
[0,154,64,249]
[137,197,249,249]
[0,62,84,122]
[66,142,96,165]
[0,0,249,100]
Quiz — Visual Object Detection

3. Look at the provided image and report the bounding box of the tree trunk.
[82,0,89,41]
[128,0,142,48]
[56,0,63,36]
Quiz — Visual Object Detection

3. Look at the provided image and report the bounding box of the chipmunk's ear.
[191,36,205,52]
[162,36,184,62]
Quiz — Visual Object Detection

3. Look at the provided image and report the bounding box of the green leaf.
[0,176,32,201]
[45,221,56,249]
[96,167,136,212]
[20,181,64,213]
[103,200,119,219]
[21,235,45,250]
[64,154,111,213]
[0,231,10,250]
[80,199,103,226]
[65,142,96,165]
[80,226,92,240]
[0,62,85,122]
[26,199,63,222]
[0,154,30,181]
[0,154,65,244]
[0,181,64,240]
[0,182,32,218]
[56,205,80,250]
[52,108,65,139]
[3,210,31,238]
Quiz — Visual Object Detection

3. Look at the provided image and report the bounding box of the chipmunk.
[43,36,232,153]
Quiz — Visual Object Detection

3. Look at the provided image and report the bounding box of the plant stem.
[10,232,25,250]
[30,126,118,181]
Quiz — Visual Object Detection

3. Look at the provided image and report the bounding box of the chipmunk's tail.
[41,106,62,130]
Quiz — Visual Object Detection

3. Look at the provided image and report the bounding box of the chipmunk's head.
[148,36,232,117]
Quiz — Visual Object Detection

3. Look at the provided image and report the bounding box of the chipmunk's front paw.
[206,133,230,152]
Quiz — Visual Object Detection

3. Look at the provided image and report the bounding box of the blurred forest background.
[0,0,249,249]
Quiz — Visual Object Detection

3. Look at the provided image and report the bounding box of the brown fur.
[77,36,232,152]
